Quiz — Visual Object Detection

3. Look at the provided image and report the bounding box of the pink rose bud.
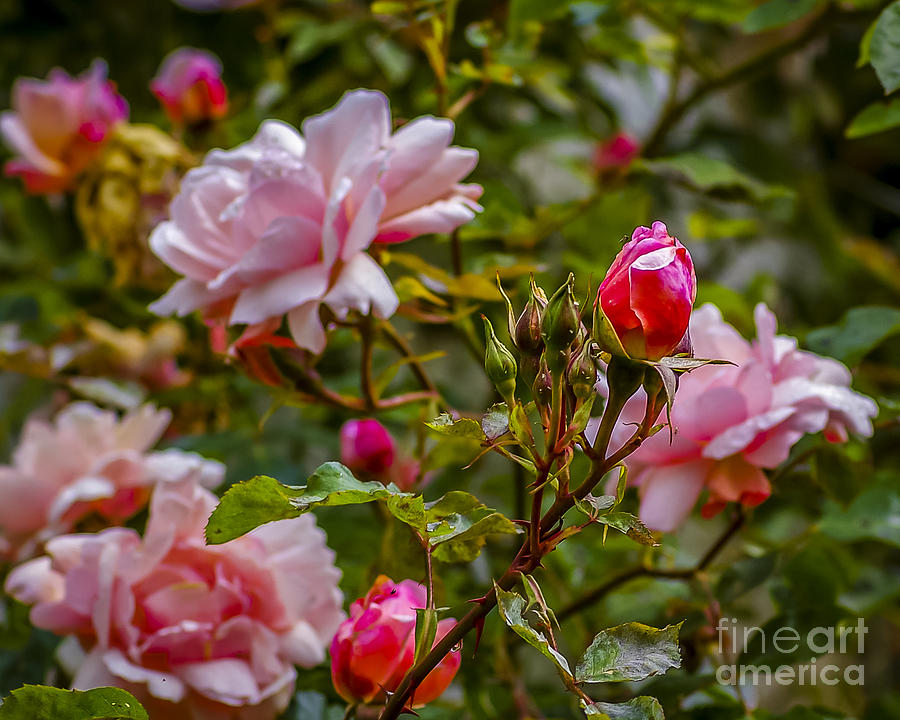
[593,131,640,171]
[151,48,228,126]
[331,576,461,708]
[340,419,396,475]
[597,221,697,360]
[0,60,128,193]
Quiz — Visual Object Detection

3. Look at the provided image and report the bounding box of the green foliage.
[575,622,682,683]
[805,306,900,365]
[495,584,573,677]
[846,98,900,138]
[870,1,900,94]
[582,696,666,719]
[742,0,822,33]
[0,686,147,720]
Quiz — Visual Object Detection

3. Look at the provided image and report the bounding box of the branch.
[643,8,836,157]
[557,507,746,622]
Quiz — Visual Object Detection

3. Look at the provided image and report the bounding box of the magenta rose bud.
[593,131,639,172]
[151,48,228,126]
[330,576,461,708]
[0,60,128,193]
[340,419,396,475]
[597,221,696,360]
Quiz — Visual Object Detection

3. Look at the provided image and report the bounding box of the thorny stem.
[380,391,658,719]
[557,508,746,622]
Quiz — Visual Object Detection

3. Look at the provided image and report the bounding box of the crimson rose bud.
[151,48,228,126]
[330,576,461,707]
[597,221,696,360]
[340,419,396,475]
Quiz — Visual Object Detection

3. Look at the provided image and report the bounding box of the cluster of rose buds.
[488,222,697,415]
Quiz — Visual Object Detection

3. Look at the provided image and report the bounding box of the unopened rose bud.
[567,339,597,400]
[532,359,553,407]
[593,131,639,173]
[542,274,580,371]
[483,315,517,404]
[340,419,396,475]
[151,48,228,127]
[514,278,546,354]
[596,222,696,361]
[330,576,461,708]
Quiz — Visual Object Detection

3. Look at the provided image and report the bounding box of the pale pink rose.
[149,90,481,353]
[590,303,878,532]
[151,48,228,126]
[0,402,222,561]
[0,60,128,193]
[6,477,345,720]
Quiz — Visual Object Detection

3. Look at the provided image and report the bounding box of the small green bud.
[482,315,517,404]
[606,354,646,405]
[542,274,580,355]
[532,359,553,407]
[567,339,597,400]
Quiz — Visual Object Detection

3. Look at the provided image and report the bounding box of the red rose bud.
[514,278,546,354]
[340,419,396,475]
[151,48,228,126]
[596,221,696,360]
[330,576,461,708]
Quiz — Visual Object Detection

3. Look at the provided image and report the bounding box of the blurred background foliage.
[0,1,899,719]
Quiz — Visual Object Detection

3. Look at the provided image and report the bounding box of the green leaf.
[858,17,877,68]
[742,0,821,34]
[425,413,486,441]
[569,393,596,435]
[205,475,302,544]
[846,98,900,138]
[206,464,413,544]
[640,153,790,203]
[715,553,777,602]
[582,696,666,719]
[426,491,521,562]
[508,402,534,447]
[805,306,900,365]
[495,585,573,677]
[0,685,148,720]
[575,622,682,683]
[481,403,510,440]
[593,511,659,546]
[871,1,900,94]
[820,485,900,547]
[575,494,617,517]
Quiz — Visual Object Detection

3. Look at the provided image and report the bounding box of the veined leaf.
[0,685,148,720]
[576,622,682,683]
[496,585,572,677]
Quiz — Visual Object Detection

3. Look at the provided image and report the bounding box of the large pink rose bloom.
[151,48,228,126]
[149,89,481,353]
[0,60,128,193]
[6,478,345,720]
[331,575,460,708]
[0,402,222,562]
[597,221,696,360]
[593,303,878,532]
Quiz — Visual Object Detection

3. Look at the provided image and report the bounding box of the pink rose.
[0,60,128,193]
[339,419,422,491]
[597,221,696,360]
[6,477,345,720]
[0,402,221,561]
[151,48,228,126]
[593,303,878,531]
[593,131,640,171]
[330,575,460,708]
[149,90,481,353]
